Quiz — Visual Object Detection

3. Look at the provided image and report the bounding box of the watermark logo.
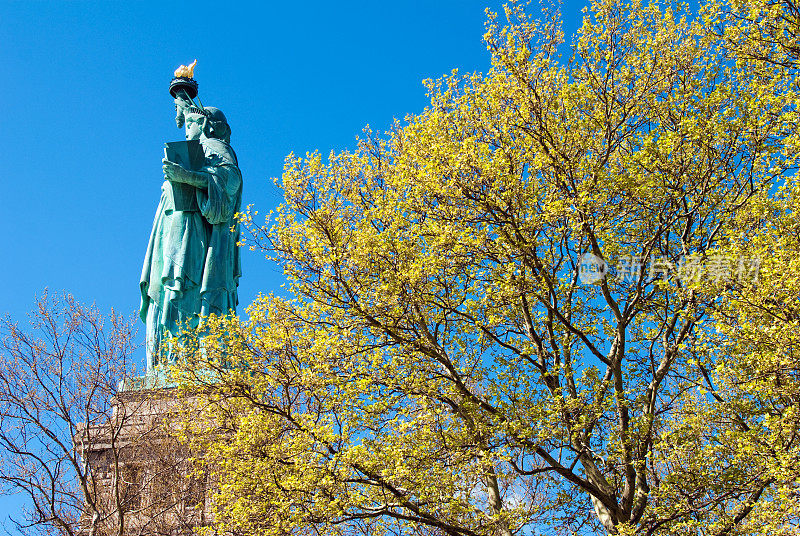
[578,253,761,286]
[578,252,609,284]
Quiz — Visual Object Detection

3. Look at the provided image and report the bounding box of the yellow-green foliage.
[175,1,800,535]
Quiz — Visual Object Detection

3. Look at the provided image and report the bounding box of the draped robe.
[139,137,242,373]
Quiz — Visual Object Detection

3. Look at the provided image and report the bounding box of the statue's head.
[183,106,231,144]
[184,112,205,141]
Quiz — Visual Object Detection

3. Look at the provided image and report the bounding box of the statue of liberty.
[139,62,242,376]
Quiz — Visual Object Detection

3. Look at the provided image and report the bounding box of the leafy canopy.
[176,1,800,535]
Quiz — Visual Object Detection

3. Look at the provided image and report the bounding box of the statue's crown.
[186,105,210,117]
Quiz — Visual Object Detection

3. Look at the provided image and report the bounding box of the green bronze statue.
[139,63,242,376]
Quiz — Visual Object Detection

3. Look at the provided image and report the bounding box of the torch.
[169,59,200,128]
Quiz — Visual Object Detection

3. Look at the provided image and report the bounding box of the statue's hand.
[163,158,190,183]
[174,96,191,128]
[174,96,191,109]
[163,158,209,188]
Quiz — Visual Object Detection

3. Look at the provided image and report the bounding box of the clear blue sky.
[0,0,585,529]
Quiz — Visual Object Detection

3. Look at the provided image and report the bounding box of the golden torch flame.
[174,59,197,78]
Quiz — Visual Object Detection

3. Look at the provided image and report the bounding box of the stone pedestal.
[76,388,212,536]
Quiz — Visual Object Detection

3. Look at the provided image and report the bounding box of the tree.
[175,0,798,535]
[0,293,203,536]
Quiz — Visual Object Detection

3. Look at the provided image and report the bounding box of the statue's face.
[184,113,205,141]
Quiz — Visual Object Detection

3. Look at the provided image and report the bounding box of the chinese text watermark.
[578,254,761,285]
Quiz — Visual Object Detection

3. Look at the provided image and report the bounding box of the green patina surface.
[139,94,242,377]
